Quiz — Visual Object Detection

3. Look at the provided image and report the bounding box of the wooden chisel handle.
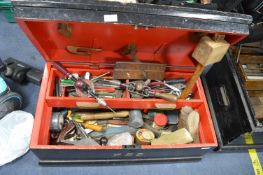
[180,63,205,99]
[79,111,129,121]
[154,92,178,102]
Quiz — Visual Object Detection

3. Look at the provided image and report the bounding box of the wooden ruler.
[244,133,263,175]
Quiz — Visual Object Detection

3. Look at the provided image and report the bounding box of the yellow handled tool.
[84,123,104,132]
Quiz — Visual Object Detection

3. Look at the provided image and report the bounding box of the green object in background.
[186,0,198,3]
[0,1,15,23]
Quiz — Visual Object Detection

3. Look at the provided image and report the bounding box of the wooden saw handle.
[79,111,129,121]
[180,63,205,99]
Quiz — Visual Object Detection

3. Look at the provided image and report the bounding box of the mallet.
[180,35,230,99]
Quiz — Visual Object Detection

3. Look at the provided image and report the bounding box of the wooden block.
[192,36,230,66]
[242,42,261,47]
[178,106,193,129]
[254,105,263,121]
[248,90,263,97]
[250,97,263,121]
[250,97,263,105]
[186,111,200,143]
[237,59,263,91]
[244,81,263,91]
[151,128,193,145]
[113,62,166,80]
[239,55,263,64]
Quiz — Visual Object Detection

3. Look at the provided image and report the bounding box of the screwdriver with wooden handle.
[180,35,230,99]
[84,123,104,132]
[153,92,178,102]
[77,111,129,121]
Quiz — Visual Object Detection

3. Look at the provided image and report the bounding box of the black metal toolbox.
[202,53,263,151]
[11,0,261,164]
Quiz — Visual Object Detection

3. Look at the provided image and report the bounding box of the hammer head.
[192,36,230,66]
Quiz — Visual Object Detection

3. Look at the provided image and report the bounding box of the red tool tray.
[12,0,252,163]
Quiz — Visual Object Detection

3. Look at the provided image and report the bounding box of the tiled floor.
[0,12,262,175]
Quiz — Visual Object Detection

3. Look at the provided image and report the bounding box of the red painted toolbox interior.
[16,20,246,150]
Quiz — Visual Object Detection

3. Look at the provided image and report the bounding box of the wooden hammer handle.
[79,111,129,121]
[154,92,178,102]
[180,64,205,99]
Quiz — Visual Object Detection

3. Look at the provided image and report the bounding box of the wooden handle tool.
[154,92,178,102]
[180,64,205,99]
[84,123,104,132]
[78,111,129,121]
[180,35,230,99]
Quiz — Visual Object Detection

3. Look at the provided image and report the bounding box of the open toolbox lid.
[12,0,252,72]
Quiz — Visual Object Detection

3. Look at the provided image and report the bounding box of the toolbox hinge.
[53,62,115,69]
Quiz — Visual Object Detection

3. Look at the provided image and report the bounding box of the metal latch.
[122,145,141,149]
[215,85,230,107]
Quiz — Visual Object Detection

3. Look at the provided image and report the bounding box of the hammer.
[79,110,143,128]
[180,35,230,99]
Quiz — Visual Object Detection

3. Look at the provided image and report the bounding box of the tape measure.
[244,133,263,175]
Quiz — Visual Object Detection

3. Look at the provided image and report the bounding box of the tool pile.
[50,62,200,146]
[50,107,200,146]
[53,61,191,102]
[57,76,188,100]
[48,34,231,146]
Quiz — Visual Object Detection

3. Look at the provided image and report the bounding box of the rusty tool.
[66,46,102,55]
[57,111,101,146]
[57,123,76,143]
[113,62,166,80]
[58,23,72,37]
[126,81,178,102]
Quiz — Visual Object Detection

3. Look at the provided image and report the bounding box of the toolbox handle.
[155,103,177,110]
[215,85,230,107]
[76,102,100,109]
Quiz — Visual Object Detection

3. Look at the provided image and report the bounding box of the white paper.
[104,14,118,22]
